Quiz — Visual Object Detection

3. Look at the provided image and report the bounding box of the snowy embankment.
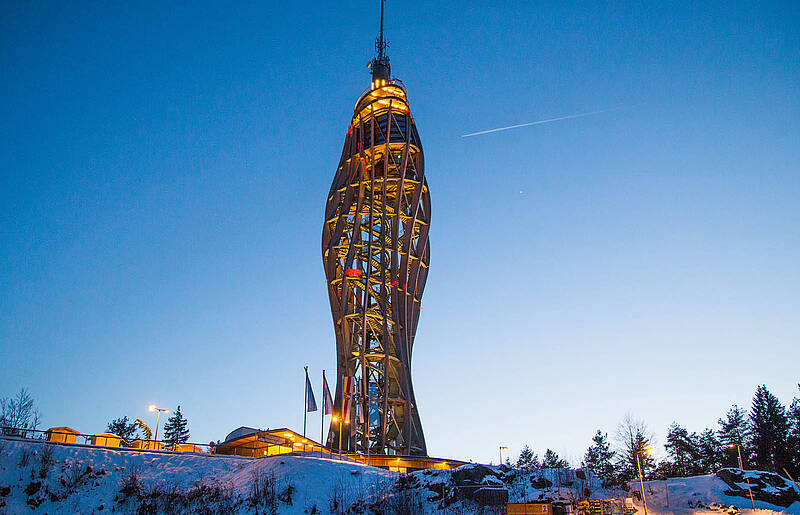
[633,471,800,515]
[1,437,798,514]
[0,437,397,513]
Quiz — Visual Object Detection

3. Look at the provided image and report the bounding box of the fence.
[1,426,368,463]
[0,426,214,454]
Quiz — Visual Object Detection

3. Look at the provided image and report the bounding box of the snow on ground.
[1,437,798,514]
[0,437,397,513]
[631,475,800,515]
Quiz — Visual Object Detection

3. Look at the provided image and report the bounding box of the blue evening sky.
[1,1,798,464]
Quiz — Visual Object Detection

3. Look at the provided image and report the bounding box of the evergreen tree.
[696,428,723,474]
[515,445,540,470]
[664,423,700,477]
[162,405,190,445]
[786,385,800,476]
[583,430,616,480]
[718,404,749,468]
[748,385,790,473]
[652,459,675,480]
[107,416,138,440]
[541,449,569,468]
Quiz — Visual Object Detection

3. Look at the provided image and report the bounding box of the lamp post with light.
[148,405,168,442]
[636,446,653,515]
[499,446,508,466]
[729,443,755,509]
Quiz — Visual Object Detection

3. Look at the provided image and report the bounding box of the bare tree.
[615,414,655,481]
[0,388,41,436]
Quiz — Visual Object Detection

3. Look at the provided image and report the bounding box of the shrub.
[247,469,278,513]
[118,467,142,497]
[18,448,32,467]
[37,445,54,479]
[61,459,86,494]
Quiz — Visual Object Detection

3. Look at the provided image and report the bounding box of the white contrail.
[461,107,624,138]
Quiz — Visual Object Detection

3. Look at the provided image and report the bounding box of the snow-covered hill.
[1,437,798,514]
[634,473,799,515]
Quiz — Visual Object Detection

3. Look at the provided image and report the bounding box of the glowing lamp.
[345,268,363,277]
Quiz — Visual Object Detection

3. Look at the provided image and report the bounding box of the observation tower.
[322,0,430,456]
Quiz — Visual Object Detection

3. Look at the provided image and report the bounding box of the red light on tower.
[345,268,363,277]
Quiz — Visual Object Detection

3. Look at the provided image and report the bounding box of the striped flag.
[322,371,334,415]
[342,376,355,422]
[358,376,367,425]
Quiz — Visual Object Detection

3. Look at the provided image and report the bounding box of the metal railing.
[0,426,215,454]
[1,426,362,463]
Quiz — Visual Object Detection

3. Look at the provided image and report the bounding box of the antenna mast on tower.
[371,0,391,80]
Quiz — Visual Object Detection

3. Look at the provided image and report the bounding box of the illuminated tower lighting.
[322,0,429,456]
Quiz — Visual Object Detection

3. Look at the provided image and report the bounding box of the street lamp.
[499,445,509,466]
[148,405,168,441]
[729,443,755,509]
[636,446,654,515]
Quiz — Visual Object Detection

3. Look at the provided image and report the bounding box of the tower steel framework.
[322,0,429,456]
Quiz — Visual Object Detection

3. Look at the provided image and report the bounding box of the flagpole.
[338,377,344,459]
[364,376,370,467]
[321,369,325,459]
[303,366,308,455]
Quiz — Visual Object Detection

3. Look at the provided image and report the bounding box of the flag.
[305,369,318,413]
[358,377,366,425]
[322,370,334,415]
[342,376,355,422]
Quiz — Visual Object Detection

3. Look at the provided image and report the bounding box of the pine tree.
[583,430,616,480]
[664,423,700,477]
[515,445,540,470]
[718,404,749,468]
[162,405,190,445]
[541,449,569,468]
[786,385,800,477]
[696,428,722,474]
[107,416,138,440]
[748,385,790,473]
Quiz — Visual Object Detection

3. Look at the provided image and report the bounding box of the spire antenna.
[371,0,391,81]
[378,0,385,59]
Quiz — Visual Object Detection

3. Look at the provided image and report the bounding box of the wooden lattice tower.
[322,0,429,456]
